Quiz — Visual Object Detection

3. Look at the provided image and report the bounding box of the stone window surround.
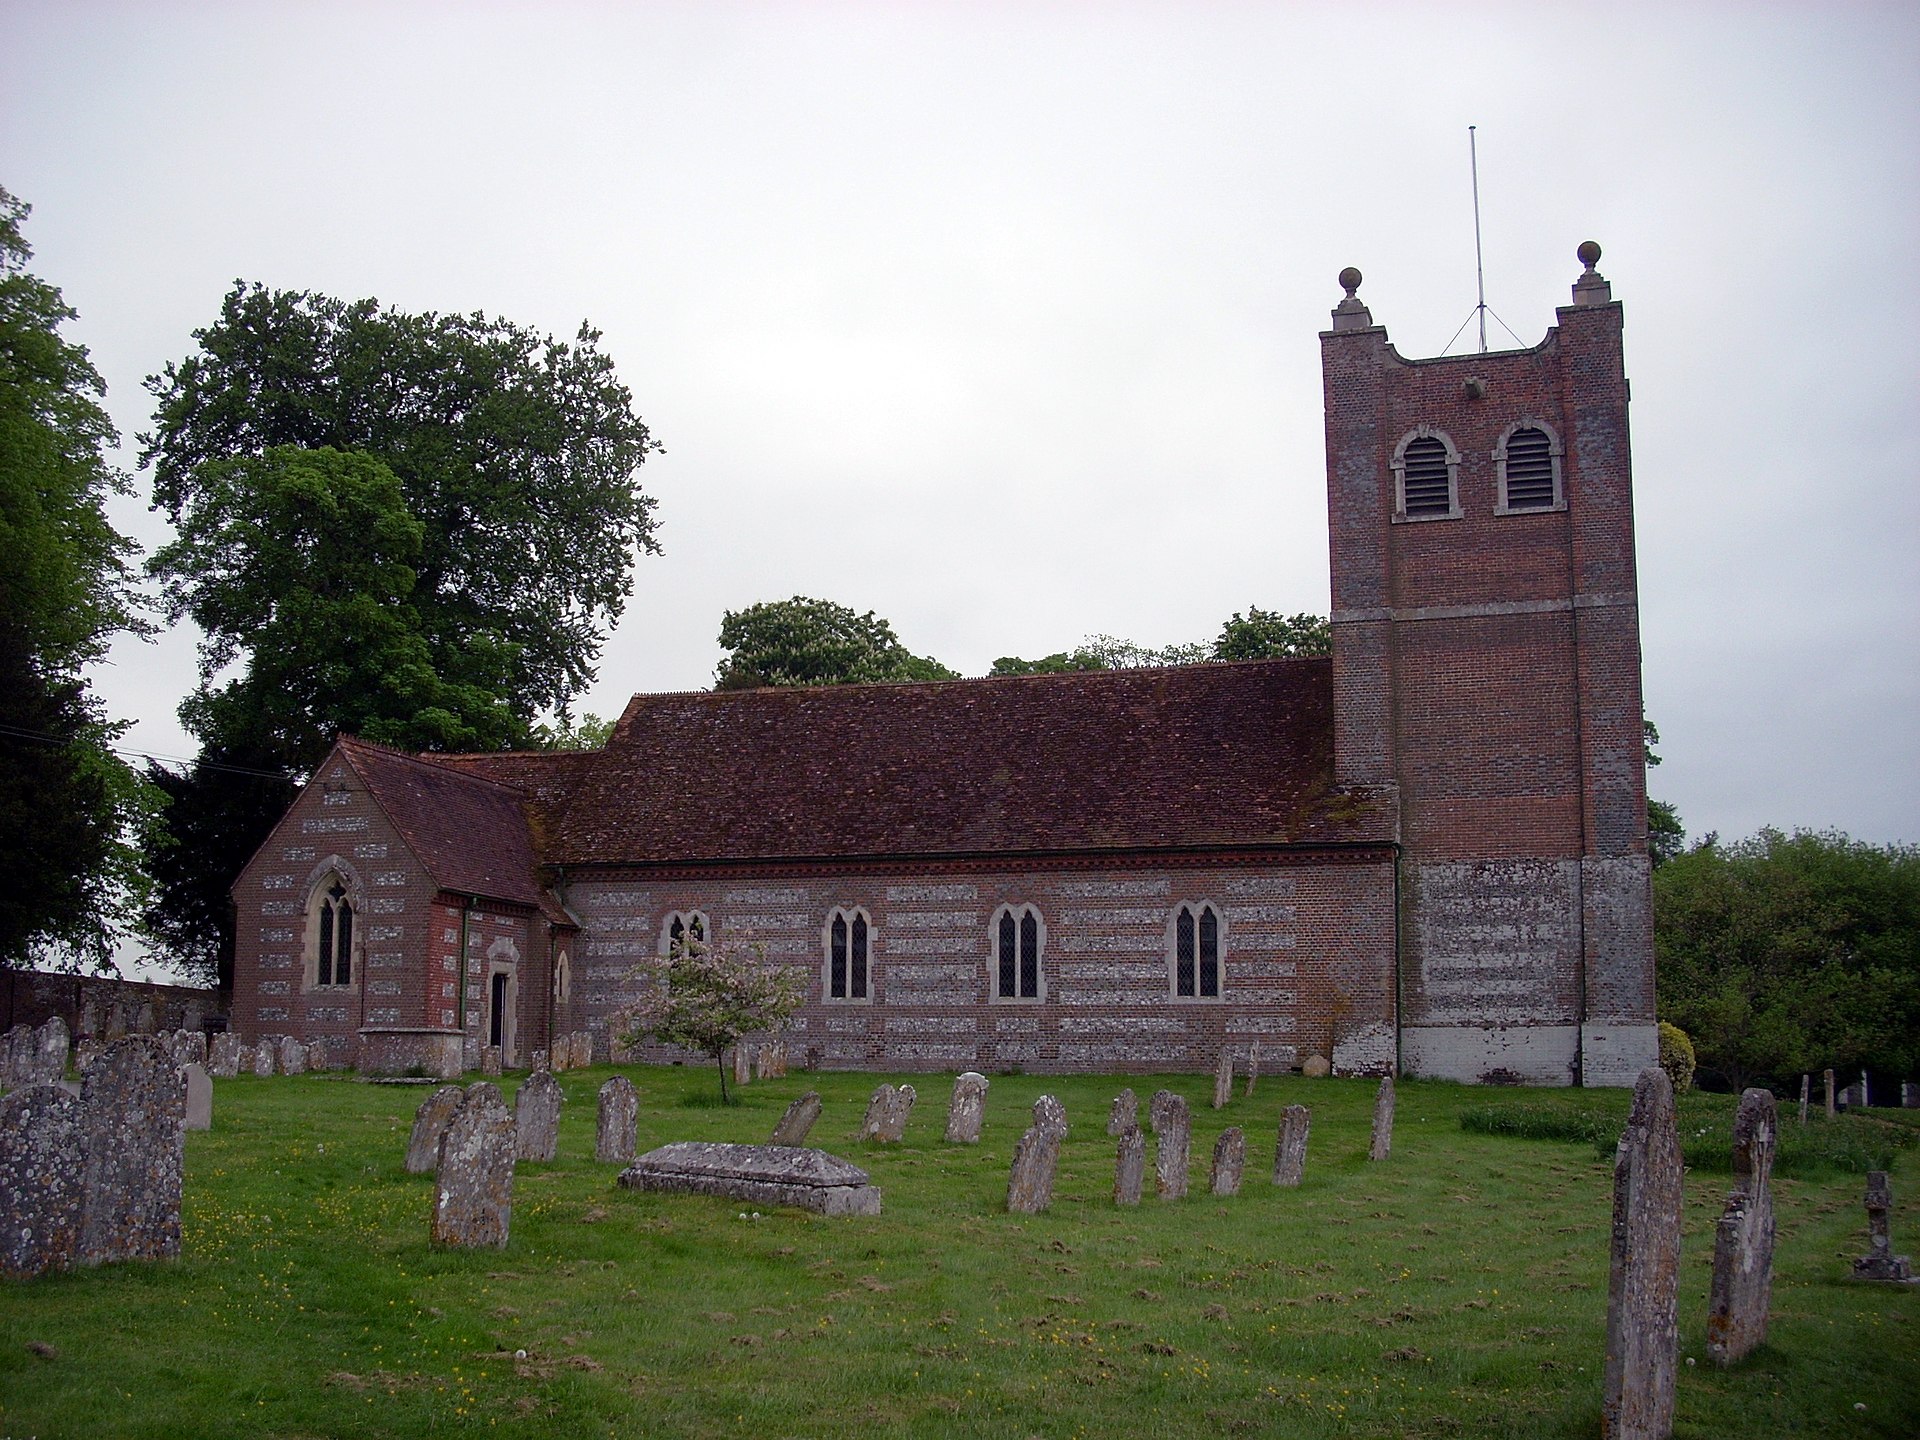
[1390,424,1463,523]
[552,947,571,1006]
[989,903,1047,1004]
[822,905,875,1004]
[1492,416,1568,515]
[1166,899,1227,1002]
[300,856,364,995]
[657,909,710,956]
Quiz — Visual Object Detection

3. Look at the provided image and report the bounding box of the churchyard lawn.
[2,1067,1915,1438]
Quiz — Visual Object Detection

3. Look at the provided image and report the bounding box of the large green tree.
[1654,828,1920,1091]
[0,186,155,969]
[714,597,956,690]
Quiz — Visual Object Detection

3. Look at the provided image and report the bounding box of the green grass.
[2,1068,1915,1438]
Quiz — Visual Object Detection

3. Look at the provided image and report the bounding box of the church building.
[228,246,1656,1086]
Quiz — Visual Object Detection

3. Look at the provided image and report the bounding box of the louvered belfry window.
[1502,426,1556,509]
[1401,435,1453,517]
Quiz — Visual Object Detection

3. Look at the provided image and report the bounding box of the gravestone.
[619,1142,880,1216]
[431,1082,514,1249]
[181,1063,213,1132]
[72,1037,102,1075]
[1851,1171,1915,1282]
[1113,1124,1145,1205]
[514,1071,563,1162]
[34,1016,70,1083]
[405,1085,467,1174]
[1005,1122,1062,1215]
[279,1036,308,1076]
[1273,1104,1311,1187]
[1824,1068,1836,1119]
[1798,1073,1809,1125]
[1839,1081,1865,1111]
[175,1029,207,1071]
[573,1031,594,1069]
[771,1090,823,1146]
[1368,1076,1395,1161]
[732,1043,753,1089]
[133,1001,157,1035]
[480,1045,503,1078]
[530,1048,549,1074]
[1212,1048,1234,1109]
[1301,1052,1330,1078]
[252,1041,277,1078]
[1210,1126,1246,1197]
[879,1083,916,1142]
[1601,1067,1683,1440]
[1905,1082,1920,1109]
[0,1084,85,1279]
[1031,1093,1067,1139]
[208,1033,242,1079]
[1107,1088,1137,1137]
[1149,1089,1190,1201]
[1243,1047,1260,1099]
[103,999,128,1042]
[596,1075,638,1163]
[859,1084,897,1142]
[1707,1087,1777,1365]
[77,1036,185,1266]
[944,1072,988,1143]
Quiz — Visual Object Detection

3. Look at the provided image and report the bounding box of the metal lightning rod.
[1470,125,1488,355]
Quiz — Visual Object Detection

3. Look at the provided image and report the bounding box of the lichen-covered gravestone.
[514,1071,564,1163]
[279,1036,308,1076]
[431,1083,514,1249]
[859,1083,897,1142]
[771,1091,823,1146]
[181,1063,213,1132]
[405,1086,467,1174]
[1212,1048,1234,1109]
[251,1041,277,1078]
[34,1016,70,1083]
[77,1036,185,1267]
[1601,1067,1683,1440]
[1367,1076,1395,1161]
[1107,1087,1137,1137]
[1113,1125,1145,1205]
[1149,1089,1190,1201]
[1707,1087,1777,1365]
[0,1084,85,1278]
[732,1043,753,1089]
[1031,1093,1067,1139]
[944,1073,988,1143]
[1850,1171,1916,1282]
[864,1083,914,1143]
[1243,1047,1260,1099]
[1273,1104,1311,1187]
[1301,1052,1330,1078]
[1005,1122,1062,1215]
[208,1033,242,1079]
[1210,1126,1246,1197]
[596,1075,639,1163]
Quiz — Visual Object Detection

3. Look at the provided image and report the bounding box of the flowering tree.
[622,936,805,1102]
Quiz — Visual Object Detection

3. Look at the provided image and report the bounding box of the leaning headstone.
[1107,1087,1137,1137]
[1708,1087,1778,1365]
[1301,1052,1330,1078]
[77,1036,185,1266]
[1824,1067,1836,1119]
[1273,1104,1311,1187]
[771,1090,823,1146]
[181,1063,213,1132]
[1210,1126,1246,1197]
[1851,1171,1915,1282]
[944,1073,988,1143]
[208,1033,241,1079]
[405,1085,466,1174]
[1601,1067,1683,1440]
[514,1070,563,1163]
[279,1036,308,1076]
[1798,1074,1809,1126]
[1212,1048,1235,1109]
[859,1084,896,1141]
[878,1083,916,1142]
[0,1084,85,1278]
[596,1075,638,1163]
[1149,1089,1190,1201]
[1368,1076,1395,1162]
[1113,1124,1145,1205]
[1005,1122,1062,1215]
[252,1041,278,1078]
[1031,1093,1067,1139]
[431,1082,514,1249]
[1243,1047,1260,1099]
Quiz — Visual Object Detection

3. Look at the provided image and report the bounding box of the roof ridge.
[336,734,532,797]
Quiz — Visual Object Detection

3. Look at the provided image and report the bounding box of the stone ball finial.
[1338,266,1363,297]
[1577,240,1602,270]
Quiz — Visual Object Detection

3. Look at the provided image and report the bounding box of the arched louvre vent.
[1504,427,1555,509]
[1402,436,1452,516]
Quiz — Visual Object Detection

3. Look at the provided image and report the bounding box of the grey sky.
[4,2,1917,887]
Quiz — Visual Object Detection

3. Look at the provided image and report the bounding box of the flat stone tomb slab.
[619,1142,881,1217]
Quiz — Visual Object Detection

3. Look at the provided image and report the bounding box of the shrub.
[1658,1021,1696,1094]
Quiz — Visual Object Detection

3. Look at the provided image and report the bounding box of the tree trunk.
[715,1049,730,1104]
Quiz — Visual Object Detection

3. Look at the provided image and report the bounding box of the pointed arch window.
[660,910,709,955]
[307,873,356,989]
[825,907,872,1001]
[1170,901,1224,1000]
[992,904,1044,1002]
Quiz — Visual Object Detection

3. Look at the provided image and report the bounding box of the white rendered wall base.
[1400,1024,1580,1086]
[1578,1022,1659,1087]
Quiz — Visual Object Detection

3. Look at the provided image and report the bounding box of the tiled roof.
[546,658,1392,867]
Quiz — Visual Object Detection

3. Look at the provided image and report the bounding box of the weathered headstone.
[1005,1122,1062,1215]
[879,1083,916,1142]
[208,1032,242,1079]
[573,1031,594,1069]
[77,1036,185,1266]
[72,1036,103,1075]
[251,1041,277,1078]
[1210,1126,1246,1197]
[133,1001,158,1035]
[480,1045,503,1078]
[619,1142,880,1215]
[1031,1093,1067,1139]
[1301,1052,1330,1078]
[279,1036,308,1076]
[103,999,128,1042]
[1798,1073,1809,1126]
[859,1083,896,1141]
[596,1075,638,1163]
[405,1085,466,1174]
[732,1043,753,1088]
[1601,1067,1683,1440]
[34,1016,70,1083]
[1243,1046,1260,1099]
[1212,1048,1235,1109]
[1707,1087,1777,1365]
[1367,1076,1395,1161]
[771,1090,823,1146]
[1273,1104,1311,1187]
[232,1044,255,1076]
[1851,1171,1915,1282]
[514,1070,563,1162]
[1149,1089,1190,1201]
[181,1063,213,1132]
[0,1084,85,1279]
[1824,1067,1836,1119]
[431,1082,514,1249]
[944,1072,988,1143]
[1107,1087,1137,1136]
[1113,1124,1145,1205]
[530,1047,549,1074]
[174,1029,208,1071]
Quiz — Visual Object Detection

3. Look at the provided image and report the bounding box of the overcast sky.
[4,3,1917,897]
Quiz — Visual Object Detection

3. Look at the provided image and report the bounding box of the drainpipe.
[1392,844,1404,1078]
[457,900,474,1072]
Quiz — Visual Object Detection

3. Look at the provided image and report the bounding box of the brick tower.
[1321,243,1656,1086]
